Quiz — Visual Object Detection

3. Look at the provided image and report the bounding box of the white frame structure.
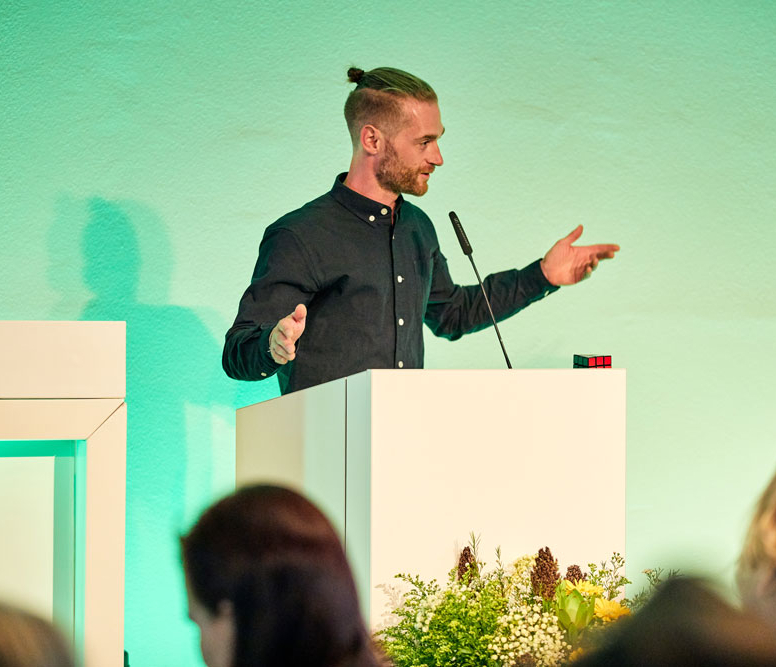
[0,321,126,667]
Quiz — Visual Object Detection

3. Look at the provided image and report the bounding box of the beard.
[376,140,429,196]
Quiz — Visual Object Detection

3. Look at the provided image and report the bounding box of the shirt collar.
[329,173,403,227]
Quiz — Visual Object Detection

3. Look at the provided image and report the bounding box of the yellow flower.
[569,647,586,661]
[594,597,631,623]
[564,579,605,597]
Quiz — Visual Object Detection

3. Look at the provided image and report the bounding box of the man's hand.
[540,225,620,286]
[269,304,307,365]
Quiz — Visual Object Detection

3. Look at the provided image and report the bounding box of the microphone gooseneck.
[448,211,512,370]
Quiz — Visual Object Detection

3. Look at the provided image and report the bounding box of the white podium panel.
[237,369,625,626]
[237,379,347,536]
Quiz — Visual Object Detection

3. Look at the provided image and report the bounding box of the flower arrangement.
[377,536,668,666]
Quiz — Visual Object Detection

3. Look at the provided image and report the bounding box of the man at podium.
[223,66,619,395]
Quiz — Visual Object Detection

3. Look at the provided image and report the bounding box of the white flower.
[489,603,569,667]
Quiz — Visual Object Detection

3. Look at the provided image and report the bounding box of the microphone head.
[449,210,473,255]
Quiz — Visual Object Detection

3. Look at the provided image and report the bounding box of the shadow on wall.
[46,195,247,664]
[79,196,236,503]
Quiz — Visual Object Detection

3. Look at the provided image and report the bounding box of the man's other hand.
[269,304,307,364]
[540,225,620,286]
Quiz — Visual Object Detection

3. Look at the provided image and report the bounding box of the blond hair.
[737,467,776,619]
[0,604,74,667]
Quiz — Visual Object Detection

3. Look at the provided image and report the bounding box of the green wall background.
[2,1,775,664]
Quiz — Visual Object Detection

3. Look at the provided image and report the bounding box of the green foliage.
[554,581,596,644]
[378,571,507,666]
[626,567,681,611]
[378,544,671,667]
[587,552,632,600]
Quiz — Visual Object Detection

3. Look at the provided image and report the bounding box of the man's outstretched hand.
[540,225,620,286]
[269,304,307,364]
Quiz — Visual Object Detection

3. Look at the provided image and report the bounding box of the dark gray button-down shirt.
[223,174,558,394]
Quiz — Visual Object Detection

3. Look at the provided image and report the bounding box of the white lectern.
[237,369,625,626]
[0,321,126,667]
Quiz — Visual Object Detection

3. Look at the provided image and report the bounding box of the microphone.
[449,210,472,255]
[448,211,512,369]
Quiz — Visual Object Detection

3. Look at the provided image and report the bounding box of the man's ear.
[360,124,382,155]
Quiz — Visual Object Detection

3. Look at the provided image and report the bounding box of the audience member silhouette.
[181,484,387,667]
[0,603,74,667]
[573,577,776,666]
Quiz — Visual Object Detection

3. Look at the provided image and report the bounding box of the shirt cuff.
[525,258,561,295]
[257,325,282,378]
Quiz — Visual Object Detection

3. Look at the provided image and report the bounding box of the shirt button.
[381,207,389,215]
[398,318,404,326]
[397,275,404,283]
[260,372,267,377]
[368,215,375,222]
[398,361,404,368]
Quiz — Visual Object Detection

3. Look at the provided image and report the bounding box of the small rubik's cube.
[573,354,612,369]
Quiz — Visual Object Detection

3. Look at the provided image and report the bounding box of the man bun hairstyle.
[344,66,437,143]
[347,67,365,84]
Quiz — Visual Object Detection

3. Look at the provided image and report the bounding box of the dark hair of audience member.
[181,484,386,667]
[573,577,776,667]
[0,603,74,667]
[738,466,776,624]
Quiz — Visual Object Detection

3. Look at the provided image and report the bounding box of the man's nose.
[430,141,443,167]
